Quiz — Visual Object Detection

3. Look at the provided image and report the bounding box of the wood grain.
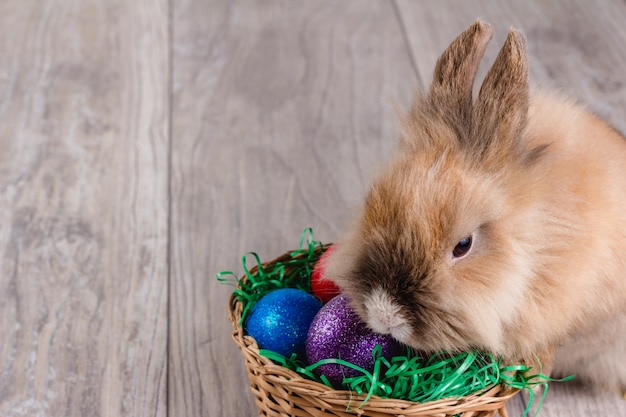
[169,1,416,416]
[0,1,169,416]
[1,1,625,417]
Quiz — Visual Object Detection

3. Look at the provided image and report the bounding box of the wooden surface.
[0,1,625,416]
[0,1,169,416]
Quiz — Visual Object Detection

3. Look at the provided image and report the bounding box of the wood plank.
[169,1,417,415]
[0,1,169,416]
[395,0,626,415]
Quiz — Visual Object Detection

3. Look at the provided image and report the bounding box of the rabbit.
[324,19,626,393]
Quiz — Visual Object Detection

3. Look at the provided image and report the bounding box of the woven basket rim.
[228,246,520,416]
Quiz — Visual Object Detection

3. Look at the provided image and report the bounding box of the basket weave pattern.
[228,248,519,417]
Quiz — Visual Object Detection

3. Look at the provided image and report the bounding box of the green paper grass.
[216,228,320,325]
[217,228,573,415]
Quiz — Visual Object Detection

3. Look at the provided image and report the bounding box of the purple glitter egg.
[305,293,402,386]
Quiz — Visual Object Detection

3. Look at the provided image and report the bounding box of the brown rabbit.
[325,20,626,393]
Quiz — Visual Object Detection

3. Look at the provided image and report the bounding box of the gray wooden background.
[0,1,625,416]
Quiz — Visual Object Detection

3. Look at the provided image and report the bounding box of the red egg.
[311,245,341,303]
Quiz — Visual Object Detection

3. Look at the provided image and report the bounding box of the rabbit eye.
[452,235,473,258]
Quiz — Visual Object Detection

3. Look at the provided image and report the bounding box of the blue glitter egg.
[245,288,322,357]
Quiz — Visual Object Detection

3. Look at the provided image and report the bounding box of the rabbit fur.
[325,20,626,393]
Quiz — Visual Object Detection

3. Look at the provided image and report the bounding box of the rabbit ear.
[429,20,493,134]
[470,28,530,163]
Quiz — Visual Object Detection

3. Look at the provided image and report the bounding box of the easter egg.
[306,293,402,386]
[311,245,341,303]
[246,288,322,357]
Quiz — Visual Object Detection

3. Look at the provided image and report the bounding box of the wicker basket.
[228,247,520,417]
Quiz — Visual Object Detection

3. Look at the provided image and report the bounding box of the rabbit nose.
[364,288,412,342]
